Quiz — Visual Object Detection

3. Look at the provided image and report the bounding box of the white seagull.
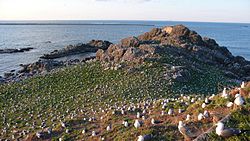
[234,94,245,106]
[198,113,204,121]
[241,81,245,88]
[134,119,141,128]
[137,135,144,141]
[216,122,248,138]
[221,88,228,98]
[186,114,191,121]
[178,121,196,138]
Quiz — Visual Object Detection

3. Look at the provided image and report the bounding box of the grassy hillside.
[0,56,247,140]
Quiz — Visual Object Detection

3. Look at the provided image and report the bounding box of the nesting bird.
[137,112,141,118]
[178,121,195,138]
[221,88,228,98]
[186,114,191,121]
[134,119,141,128]
[234,94,245,107]
[168,108,173,115]
[138,135,144,141]
[198,113,204,121]
[124,121,129,127]
[106,124,111,131]
[36,132,42,138]
[92,131,96,136]
[161,111,165,116]
[151,118,155,125]
[201,103,206,108]
[61,121,66,128]
[216,122,248,138]
[226,102,234,108]
[205,98,210,104]
[82,129,86,134]
[47,128,52,134]
[209,94,215,100]
[241,81,245,88]
[203,110,210,118]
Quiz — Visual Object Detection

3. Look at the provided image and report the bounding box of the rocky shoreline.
[1,24,250,84]
[0,47,34,54]
[40,40,112,59]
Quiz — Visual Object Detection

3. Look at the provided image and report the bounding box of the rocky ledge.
[96,24,250,81]
[40,40,112,59]
[0,47,34,54]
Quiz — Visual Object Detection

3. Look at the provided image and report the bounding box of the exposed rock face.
[19,60,65,74]
[96,24,250,81]
[121,36,140,47]
[0,47,34,54]
[41,40,112,59]
[96,44,156,64]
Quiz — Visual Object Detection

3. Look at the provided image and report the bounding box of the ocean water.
[0,20,250,76]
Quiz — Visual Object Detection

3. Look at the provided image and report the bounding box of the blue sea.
[0,20,250,76]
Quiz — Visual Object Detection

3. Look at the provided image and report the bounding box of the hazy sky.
[0,0,250,23]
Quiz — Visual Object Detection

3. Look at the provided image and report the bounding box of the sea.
[0,20,250,76]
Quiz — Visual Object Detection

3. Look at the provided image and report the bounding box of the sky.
[0,0,250,23]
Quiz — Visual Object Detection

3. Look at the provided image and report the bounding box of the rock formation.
[41,40,112,59]
[96,24,250,81]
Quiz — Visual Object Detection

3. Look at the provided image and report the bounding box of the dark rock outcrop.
[96,44,160,64]
[96,24,250,81]
[19,60,65,74]
[0,47,34,54]
[41,40,112,59]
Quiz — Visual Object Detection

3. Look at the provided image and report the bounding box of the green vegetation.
[0,54,247,140]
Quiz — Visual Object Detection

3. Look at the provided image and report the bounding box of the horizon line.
[0,19,250,24]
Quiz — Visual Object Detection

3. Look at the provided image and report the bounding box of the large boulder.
[122,47,146,61]
[88,40,112,49]
[96,44,127,62]
[121,36,140,47]
[137,28,165,42]
[163,25,205,47]
[96,44,158,64]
